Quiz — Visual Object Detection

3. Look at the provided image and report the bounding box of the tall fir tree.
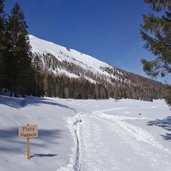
[0,0,5,90]
[141,0,171,77]
[5,3,35,96]
[140,0,171,104]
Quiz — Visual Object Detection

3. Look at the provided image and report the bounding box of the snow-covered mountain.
[29,35,166,100]
[29,35,122,82]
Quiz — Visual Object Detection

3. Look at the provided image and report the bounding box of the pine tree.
[5,3,35,96]
[0,0,5,90]
[140,0,171,104]
[141,0,171,77]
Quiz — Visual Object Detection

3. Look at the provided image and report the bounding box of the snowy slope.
[29,35,121,80]
[29,35,110,70]
[0,96,171,171]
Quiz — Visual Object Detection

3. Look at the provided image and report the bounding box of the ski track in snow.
[64,108,171,171]
[96,112,170,153]
[58,111,82,171]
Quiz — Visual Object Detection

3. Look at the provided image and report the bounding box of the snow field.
[0,96,75,171]
[0,96,171,171]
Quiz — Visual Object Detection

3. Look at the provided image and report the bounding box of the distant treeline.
[32,53,166,101]
[41,72,165,101]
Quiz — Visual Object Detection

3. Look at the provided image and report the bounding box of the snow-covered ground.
[0,96,171,171]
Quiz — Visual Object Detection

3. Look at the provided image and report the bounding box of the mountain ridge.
[29,34,166,100]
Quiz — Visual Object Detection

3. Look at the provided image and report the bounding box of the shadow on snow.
[30,153,57,158]
[0,95,74,111]
[147,116,171,140]
[0,127,63,155]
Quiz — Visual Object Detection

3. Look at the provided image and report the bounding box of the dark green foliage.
[0,0,5,90]
[3,3,33,96]
[140,0,171,104]
[144,0,170,11]
[141,0,171,77]
[32,55,44,96]
[165,87,171,104]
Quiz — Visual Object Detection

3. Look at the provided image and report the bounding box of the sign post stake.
[18,123,38,160]
[27,137,31,160]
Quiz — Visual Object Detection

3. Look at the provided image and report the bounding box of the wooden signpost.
[18,124,38,160]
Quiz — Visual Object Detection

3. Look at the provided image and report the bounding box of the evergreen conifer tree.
[0,0,5,90]
[141,0,171,77]
[5,3,35,96]
[140,0,171,104]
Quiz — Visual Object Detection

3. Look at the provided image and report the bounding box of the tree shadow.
[0,96,75,111]
[161,133,171,140]
[0,127,63,154]
[30,153,57,158]
[0,96,26,108]
[26,97,75,111]
[147,116,171,140]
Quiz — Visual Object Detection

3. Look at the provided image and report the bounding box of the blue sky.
[5,0,171,83]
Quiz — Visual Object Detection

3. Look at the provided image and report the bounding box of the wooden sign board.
[18,124,38,138]
[18,124,38,160]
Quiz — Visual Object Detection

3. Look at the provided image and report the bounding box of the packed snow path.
[68,109,171,171]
